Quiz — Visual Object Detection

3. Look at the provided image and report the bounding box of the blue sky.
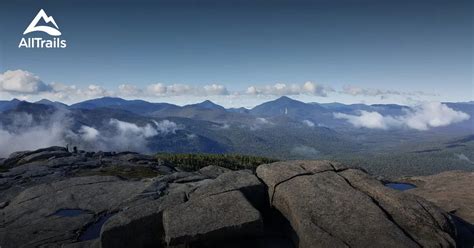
[0,0,472,107]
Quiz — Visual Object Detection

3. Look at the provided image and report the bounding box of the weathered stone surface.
[256,161,456,248]
[256,160,333,198]
[18,150,71,165]
[340,169,455,247]
[163,190,264,246]
[198,165,231,178]
[141,171,209,199]
[0,146,177,205]
[0,176,150,248]
[191,170,261,197]
[62,239,101,248]
[100,192,186,248]
[401,171,474,247]
[0,147,466,248]
[3,146,68,167]
[155,165,176,174]
[401,170,474,224]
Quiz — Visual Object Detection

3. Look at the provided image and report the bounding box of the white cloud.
[302,120,315,127]
[256,117,270,124]
[109,119,158,138]
[78,125,100,141]
[302,81,330,96]
[0,69,443,108]
[146,83,167,95]
[249,117,273,130]
[0,109,183,157]
[44,83,112,102]
[203,84,229,95]
[341,85,433,98]
[0,111,74,157]
[118,84,143,97]
[455,153,473,163]
[0,70,51,94]
[246,81,332,97]
[146,83,228,96]
[166,84,193,95]
[74,119,180,152]
[342,85,388,96]
[334,102,470,130]
[220,123,230,129]
[187,133,197,139]
[83,85,109,98]
[152,120,180,134]
[402,102,470,130]
[291,145,320,158]
[334,111,397,129]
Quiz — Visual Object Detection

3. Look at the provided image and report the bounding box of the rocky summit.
[0,147,472,248]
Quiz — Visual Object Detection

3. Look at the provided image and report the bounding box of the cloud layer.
[0,69,437,106]
[341,85,434,97]
[76,119,180,152]
[334,102,470,130]
[246,81,332,97]
[0,70,51,94]
[0,110,180,157]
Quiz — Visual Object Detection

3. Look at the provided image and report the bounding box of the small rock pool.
[384,182,416,191]
[79,213,114,241]
[52,209,114,241]
[53,209,92,217]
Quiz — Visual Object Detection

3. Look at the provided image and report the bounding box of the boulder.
[2,150,31,167]
[190,170,266,210]
[102,169,267,248]
[100,192,186,248]
[401,171,474,224]
[0,176,150,248]
[256,161,456,248]
[163,190,264,246]
[198,165,231,178]
[339,169,455,247]
[401,171,474,247]
[3,146,68,167]
[17,150,71,165]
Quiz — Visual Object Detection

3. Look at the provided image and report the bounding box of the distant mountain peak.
[36,99,54,104]
[190,100,225,110]
[200,100,216,105]
[35,99,68,108]
[275,96,294,102]
[266,96,309,107]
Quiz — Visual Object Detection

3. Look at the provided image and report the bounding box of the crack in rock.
[336,172,423,248]
[309,215,351,248]
[269,172,313,206]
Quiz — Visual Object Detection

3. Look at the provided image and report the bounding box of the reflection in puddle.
[385,183,416,191]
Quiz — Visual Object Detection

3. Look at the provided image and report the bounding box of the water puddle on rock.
[78,213,114,241]
[384,182,416,191]
[53,209,91,217]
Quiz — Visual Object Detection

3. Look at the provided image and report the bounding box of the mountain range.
[0,96,473,176]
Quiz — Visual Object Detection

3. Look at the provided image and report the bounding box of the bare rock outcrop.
[0,176,150,248]
[0,147,466,248]
[256,160,456,248]
[401,171,474,224]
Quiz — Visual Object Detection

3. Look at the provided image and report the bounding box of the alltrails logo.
[19,9,67,48]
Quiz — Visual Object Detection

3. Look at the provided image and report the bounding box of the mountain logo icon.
[23,9,61,36]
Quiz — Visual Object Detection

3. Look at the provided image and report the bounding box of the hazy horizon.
[2,94,474,109]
